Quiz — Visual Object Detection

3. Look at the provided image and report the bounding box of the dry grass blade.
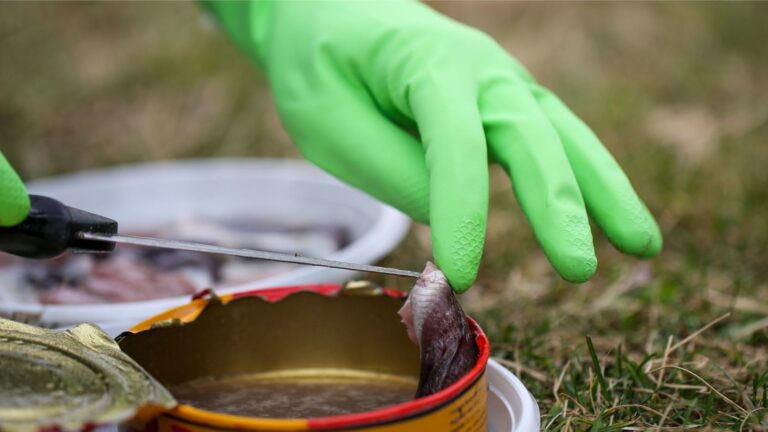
[662,383,708,392]
[651,365,749,415]
[739,407,768,431]
[553,359,571,403]
[543,400,566,432]
[707,289,768,315]
[656,335,675,389]
[602,403,668,419]
[493,357,548,382]
[731,316,768,340]
[655,402,675,430]
[561,393,588,417]
[670,313,731,352]
[563,405,573,432]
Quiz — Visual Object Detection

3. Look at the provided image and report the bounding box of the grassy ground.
[2,3,767,430]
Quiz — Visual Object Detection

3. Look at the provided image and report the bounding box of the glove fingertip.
[640,206,663,258]
[617,229,662,259]
[432,215,485,294]
[436,247,480,293]
[556,252,597,284]
[607,203,663,259]
[638,225,663,258]
[442,264,477,294]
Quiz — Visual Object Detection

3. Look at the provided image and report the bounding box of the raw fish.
[398,262,478,398]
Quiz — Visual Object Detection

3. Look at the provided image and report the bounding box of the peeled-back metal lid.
[0,318,175,432]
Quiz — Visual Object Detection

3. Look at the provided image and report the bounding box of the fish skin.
[398,262,479,398]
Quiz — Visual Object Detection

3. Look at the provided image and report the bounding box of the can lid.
[0,318,176,432]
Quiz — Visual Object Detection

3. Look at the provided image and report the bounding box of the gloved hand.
[203,1,662,292]
[0,152,30,227]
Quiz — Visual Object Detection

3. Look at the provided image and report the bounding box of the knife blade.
[78,232,422,279]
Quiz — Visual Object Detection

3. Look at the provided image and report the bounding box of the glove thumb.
[0,152,30,226]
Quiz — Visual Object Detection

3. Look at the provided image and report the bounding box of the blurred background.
[2,2,767,429]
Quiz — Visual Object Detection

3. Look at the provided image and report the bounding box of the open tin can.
[117,284,490,432]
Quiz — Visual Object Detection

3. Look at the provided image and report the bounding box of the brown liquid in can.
[169,369,418,418]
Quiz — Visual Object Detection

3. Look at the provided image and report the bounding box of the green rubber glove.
[203,1,662,292]
[0,152,30,226]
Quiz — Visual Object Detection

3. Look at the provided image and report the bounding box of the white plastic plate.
[487,359,540,432]
[0,159,411,327]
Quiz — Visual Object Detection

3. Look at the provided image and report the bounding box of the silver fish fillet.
[398,262,479,398]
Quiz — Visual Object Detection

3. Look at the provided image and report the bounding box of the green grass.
[2,2,768,430]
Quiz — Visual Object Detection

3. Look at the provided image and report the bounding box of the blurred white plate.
[0,158,410,327]
[487,359,541,432]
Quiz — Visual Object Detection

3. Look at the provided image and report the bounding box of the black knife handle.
[0,195,118,259]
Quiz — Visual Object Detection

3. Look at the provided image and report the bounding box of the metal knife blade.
[78,232,422,279]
